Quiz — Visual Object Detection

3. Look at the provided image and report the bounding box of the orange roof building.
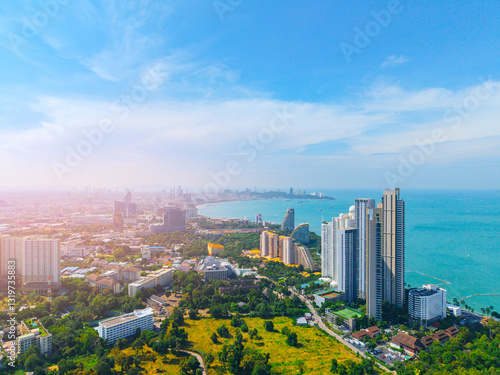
[208,243,224,256]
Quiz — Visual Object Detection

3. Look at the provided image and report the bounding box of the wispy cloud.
[381,55,410,69]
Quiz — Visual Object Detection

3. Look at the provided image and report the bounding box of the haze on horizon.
[1,1,499,191]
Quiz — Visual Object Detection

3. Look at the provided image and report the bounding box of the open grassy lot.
[111,345,182,374]
[185,316,364,375]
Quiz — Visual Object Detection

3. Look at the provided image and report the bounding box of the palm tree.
[486,307,491,315]
[453,298,458,305]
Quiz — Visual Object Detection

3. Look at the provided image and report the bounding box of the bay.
[199,189,500,312]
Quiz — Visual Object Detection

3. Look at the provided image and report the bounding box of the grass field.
[184,316,363,375]
[111,345,182,374]
[333,308,363,320]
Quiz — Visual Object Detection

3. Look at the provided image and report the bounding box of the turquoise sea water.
[199,189,500,312]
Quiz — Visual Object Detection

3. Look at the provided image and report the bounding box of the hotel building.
[97,308,154,345]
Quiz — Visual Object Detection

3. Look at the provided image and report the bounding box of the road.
[170,349,207,375]
[287,286,396,374]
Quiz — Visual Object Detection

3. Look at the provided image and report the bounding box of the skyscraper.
[0,237,23,277]
[382,188,405,307]
[321,221,335,279]
[22,238,61,291]
[1,237,60,292]
[281,208,295,230]
[336,228,357,303]
[355,198,375,299]
[366,205,383,320]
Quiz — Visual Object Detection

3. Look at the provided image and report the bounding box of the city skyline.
[1,1,499,190]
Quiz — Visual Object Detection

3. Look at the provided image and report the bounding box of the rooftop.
[99,308,153,328]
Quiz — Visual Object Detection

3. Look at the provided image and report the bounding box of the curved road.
[288,287,395,374]
[170,349,206,375]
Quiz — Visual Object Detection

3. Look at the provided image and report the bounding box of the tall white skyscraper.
[0,237,23,277]
[382,188,405,307]
[22,238,61,288]
[321,221,335,279]
[321,208,357,282]
[0,237,60,292]
[355,198,375,299]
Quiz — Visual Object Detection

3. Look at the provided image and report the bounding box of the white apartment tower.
[355,198,375,299]
[321,221,335,279]
[0,237,60,291]
[408,285,447,327]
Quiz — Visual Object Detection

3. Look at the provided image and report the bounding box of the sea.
[198,189,500,312]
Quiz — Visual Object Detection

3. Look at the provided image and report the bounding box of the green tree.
[264,321,274,332]
[286,332,298,346]
[211,332,219,343]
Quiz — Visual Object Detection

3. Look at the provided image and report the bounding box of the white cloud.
[1,79,499,188]
[381,55,410,69]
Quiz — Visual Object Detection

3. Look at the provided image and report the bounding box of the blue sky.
[0,0,499,190]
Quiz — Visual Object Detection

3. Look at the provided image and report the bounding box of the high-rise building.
[321,209,355,281]
[291,223,310,244]
[297,246,315,271]
[22,238,61,291]
[259,231,279,258]
[0,237,60,292]
[280,236,296,265]
[382,189,405,307]
[336,228,357,303]
[260,231,270,257]
[149,207,187,233]
[355,198,375,299]
[408,285,447,327]
[366,205,383,320]
[255,214,263,225]
[281,208,295,231]
[0,237,23,277]
[321,221,335,279]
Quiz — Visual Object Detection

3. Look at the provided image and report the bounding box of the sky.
[1,0,499,191]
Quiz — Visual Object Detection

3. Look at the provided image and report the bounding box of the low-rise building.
[390,332,423,355]
[17,319,52,356]
[97,308,154,345]
[312,288,345,307]
[128,268,173,296]
[85,274,120,294]
[207,243,224,256]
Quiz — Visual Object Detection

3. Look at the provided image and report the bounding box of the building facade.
[97,308,154,345]
[409,284,447,326]
[281,208,295,231]
[382,189,405,307]
[336,228,358,303]
[366,206,383,320]
[291,223,310,244]
[355,198,375,299]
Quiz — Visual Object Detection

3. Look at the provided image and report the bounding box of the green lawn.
[332,307,363,320]
[184,316,364,375]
